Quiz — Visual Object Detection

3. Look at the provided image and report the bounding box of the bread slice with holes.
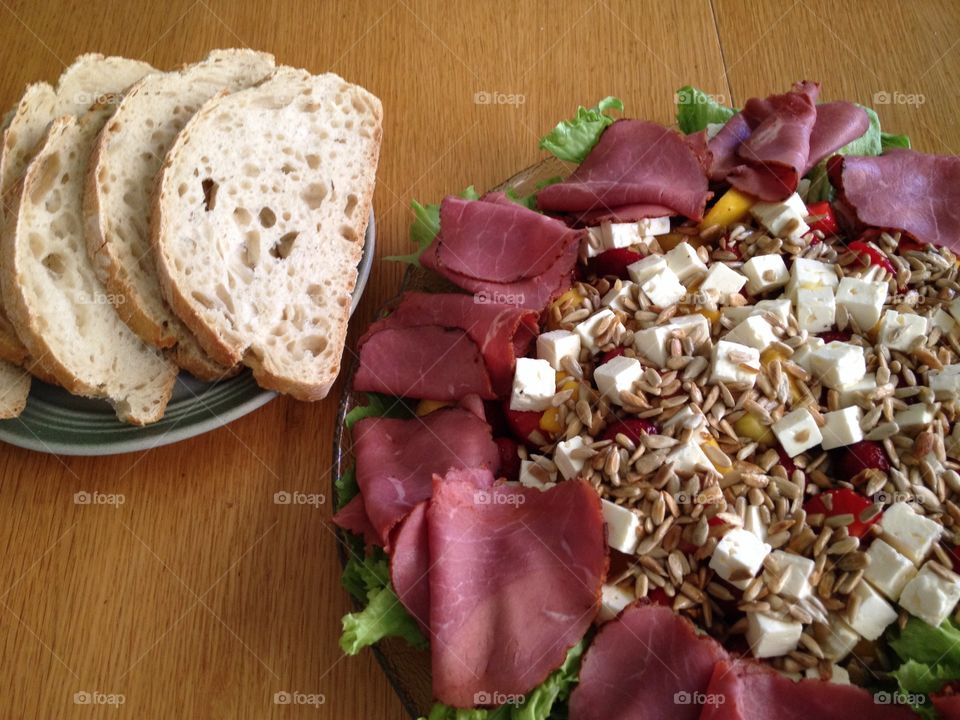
[152,68,382,400]
[0,54,154,374]
[84,49,275,381]
[1,104,177,425]
[0,359,29,419]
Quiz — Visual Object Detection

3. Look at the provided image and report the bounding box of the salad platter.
[333,83,960,719]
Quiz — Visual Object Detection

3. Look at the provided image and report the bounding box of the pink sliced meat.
[933,691,960,719]
[429,472,606,708]
[569,604,729,720]
[573,203,673,227]
[332,494,380,547]
[830,149,960,251]
[389,501,430,630]
[708,113,752,182]
[806,101,871,170]
[355,291,538,399]
[700,660,918,720]
[537,120,711,221]
[351,409,499,547]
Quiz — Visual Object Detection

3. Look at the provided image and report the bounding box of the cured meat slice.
[332,494,380,547]
[389,501,430,630]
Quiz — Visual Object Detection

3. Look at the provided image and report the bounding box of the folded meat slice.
[333,494,380,547]
[354,291,538,400]
[830,149,960,251]
[341,409,499,547]
[421,196,580,311]
[700,660,917,720]
[428,471,606,708]
[569,604,729,720]
[389,500,430,630]
[537,120,711,221]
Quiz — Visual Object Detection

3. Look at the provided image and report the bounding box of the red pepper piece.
[804,488,880,538]
[590,248,643,279]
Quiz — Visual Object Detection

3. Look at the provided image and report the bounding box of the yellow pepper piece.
[697,308,721,324]
[759,348,802,402]
[554,287,585,310]
[734,412,775,446]
[415,399,450,416]
[540,407,562,434]
[701,188,755,229]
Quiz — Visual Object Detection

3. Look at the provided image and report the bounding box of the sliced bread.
[84,49,275,380]
[0,359,29,419]
[1,104,177,425]
[0,54,154,372]
[152,68,382,400]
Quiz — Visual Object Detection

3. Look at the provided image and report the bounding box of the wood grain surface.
[0,1,956,718]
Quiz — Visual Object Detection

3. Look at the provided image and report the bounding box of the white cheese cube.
[837,373,877,408]
[895,403,936,432]
[817,615,860,661]
[554,436,587,481]
[518,460,556,490]
[641,266,687,308]
[575,308,621,354]
[671,313,712,345]
[809,342,866,390]
[537,330,581,371]
[601,281,636,313]
[599,583,635,622]
[750,193,810,240]
[711,340,761,387]
[881,502,942,565]
[794,286,836,333]
[805,665,850,684]
[744,505,768,543]
[747,612,803,658]
[510,358,555,411]
[700,263,748,303]
[879,310,928,352]
[627,255,667,285]
[786,257,839,299]
[637,216,671,237]
[836,277,887,332]
[863,539,917,601]
[722,299,792,326]
[772,408,822,457]
[743,254,789,295]
[594,355,643,405]
[663,405,708,434]
[933,308,957,334]
[710,527,772,583]
[601,222,643,250]
[633,315,710,369]
[725,315,778,350]
[667,441,713,476]
[929,364,960,401]
[584,227,605,258]
[900,563,960,628]
[770,550,815,600]
[847,581,898,640]
[601,498,641,554]
[665,242,708,283]
[820,407,864,450]
[791,337,825,374]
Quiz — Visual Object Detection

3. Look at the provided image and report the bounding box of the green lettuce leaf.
[387,186,481,266]
[890,617,960,667]
[344,392,411,430]
[334,465,359,511]
[340,547,391,602]
[892,659,957,696]
[881,130,911,150]
[539,97,623,163]
[675,85,735,135]
[837,104,881,156]
[340,582,427,655]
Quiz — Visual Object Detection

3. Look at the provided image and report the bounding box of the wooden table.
[0,1,957,717]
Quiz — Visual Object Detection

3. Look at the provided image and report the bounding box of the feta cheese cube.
[537,329,581,371]
[809,342,866,389]
[794,286,836,333]
[878,310,928,352]
[750,193,810,240]
[743,254,790,295]
[863,539,917,601]
[791,337,825,373]
[847,581,898,640]
[836,277,887,331]
[837,373,878,408]
[820,407,864,450]
[663,405,708,434]
[510,358,555,411]
[880,502,942,564]
[805,665,850,684]
[667,441,713,476]
[599,583,635,622]
[710,527,772,583]
[594,355,643,405]
[555,436,588,481]
[601,222,643,250]
[933,308,957,334]
[518,460,556,490]
[584,226,605,258]
[627,255,667,285]
[671,313,712,345]
[637,216,671,237]
[725,315,778,351]
[747,612,803,658]
[772,408,822,457]
[786,257,839,299]
[711,340,761,387]
[744,505,768,543]
[929,364,960,401]
[900,563,960,628]
[641,266,687,308]
[633,315,710,368]
[700,263,748,303]
[665,242,708,283]
[601,498,640,554]
[895,403,936,432]
[816,615,860,661]
[770,550,814,600]
[601,281,637,313]
[576,309,621,353]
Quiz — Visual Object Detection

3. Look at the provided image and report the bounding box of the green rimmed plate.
[0,211,375,456]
